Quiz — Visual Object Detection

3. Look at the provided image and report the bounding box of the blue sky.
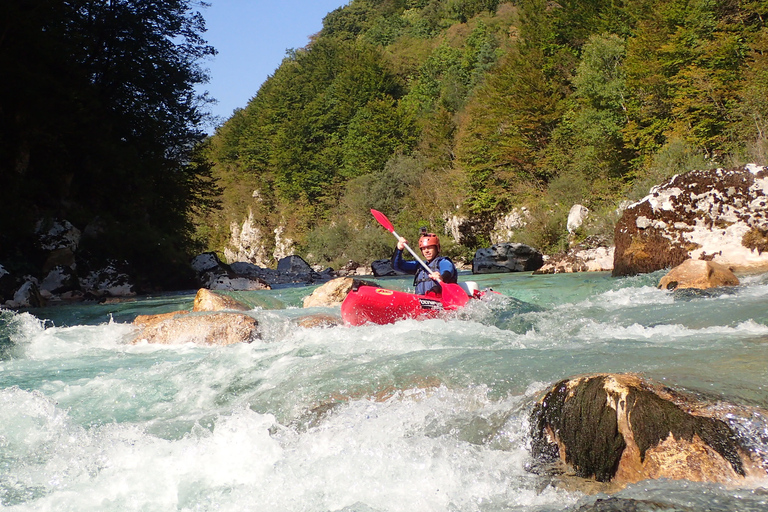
[197,0,349,133]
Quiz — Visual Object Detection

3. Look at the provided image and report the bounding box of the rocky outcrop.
[613,164,768,276]
[131,311,259,345]
[224,209,272,267]
[472,243,544,274]
[658,259,740,290]
[490,208,529,244]
[191,252,272,291]
[535,246,614,274]
[303,277,379,308]
[567,204,589,234]
[530,374,764,486]
[1,219,139,307]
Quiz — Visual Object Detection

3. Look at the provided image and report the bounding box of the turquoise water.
[1,271,768,511]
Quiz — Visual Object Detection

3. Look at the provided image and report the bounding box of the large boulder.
[371,258,405,277]
[530,374,764,486]
[0,265,16,303]
[303,277,378,308]
[658,259,740,290]
[131,311,259,345]
[39,265,80,296]
[191,252,271,290]
[613,164,768,276]
[472,243,544,274]
[277,255,312,274]
[80,260,135,297]
[5,278,45,308]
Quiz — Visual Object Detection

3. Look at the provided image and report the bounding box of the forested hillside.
[201,0,768,269]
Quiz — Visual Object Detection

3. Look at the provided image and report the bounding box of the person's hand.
[397,237,408,251]
[429,271,441,281]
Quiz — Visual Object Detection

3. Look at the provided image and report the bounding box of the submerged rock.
[658,259,740,290]
[193,288,250,312]
[132,311,259,346]
[529,373,765,486]
[294,314,343,328]
[302,277,378,308]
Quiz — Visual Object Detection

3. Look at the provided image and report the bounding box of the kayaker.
[392,230,458,295]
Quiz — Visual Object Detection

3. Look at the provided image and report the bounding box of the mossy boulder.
[530,374,764,486]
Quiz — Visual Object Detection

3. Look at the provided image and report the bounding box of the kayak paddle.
[370,209,469,309]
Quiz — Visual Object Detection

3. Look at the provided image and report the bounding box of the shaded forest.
[0,0,217,289]
[198,0,768,269]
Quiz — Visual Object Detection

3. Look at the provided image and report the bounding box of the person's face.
[421,245,438,261]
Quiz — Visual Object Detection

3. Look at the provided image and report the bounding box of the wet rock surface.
[529,373,766,487]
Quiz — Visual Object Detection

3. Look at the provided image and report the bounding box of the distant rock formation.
[1,218,137,307]
[535,243,614,274]
[529,374,765,486]
[567,204,589,234]
[472,243,544,274]
[658,259,740,290]
[613,165,768,276]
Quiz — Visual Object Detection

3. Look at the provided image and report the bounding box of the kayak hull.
[341,285,446,326]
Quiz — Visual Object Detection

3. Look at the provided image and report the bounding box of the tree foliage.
[1,0,216,288]
[200,0,768,267]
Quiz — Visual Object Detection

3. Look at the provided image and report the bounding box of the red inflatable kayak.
[341,283,480,326]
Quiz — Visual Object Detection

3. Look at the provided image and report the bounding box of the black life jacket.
[413,256,457,294]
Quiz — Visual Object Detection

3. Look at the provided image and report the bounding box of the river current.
[1,270,768,511]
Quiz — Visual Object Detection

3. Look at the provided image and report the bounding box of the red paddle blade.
[441,282,470,309]
[370,209,395,233]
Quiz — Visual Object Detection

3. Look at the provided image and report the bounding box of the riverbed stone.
[658,259,740,290]
[132,311,259,345]
[302,277,379,308]
[193,288,250,312]
[529,373,764,486]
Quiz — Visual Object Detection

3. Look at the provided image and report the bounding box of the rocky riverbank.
[4,164,768,308]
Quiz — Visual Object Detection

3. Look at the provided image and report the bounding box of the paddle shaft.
[370,208,469,308]
[389,229,441,281]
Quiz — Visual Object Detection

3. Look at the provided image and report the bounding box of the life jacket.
[413,256,457,295]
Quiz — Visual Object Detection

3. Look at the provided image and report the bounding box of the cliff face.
[613,164,768,276]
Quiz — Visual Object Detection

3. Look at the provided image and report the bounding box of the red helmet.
[419,233,440,251]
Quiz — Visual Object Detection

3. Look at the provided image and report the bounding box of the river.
[1,270,767,511]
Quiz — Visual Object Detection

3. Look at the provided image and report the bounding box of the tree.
[0,0,216,287]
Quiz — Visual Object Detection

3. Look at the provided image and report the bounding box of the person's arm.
[392,247,419,274]
[436,259,457,283]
